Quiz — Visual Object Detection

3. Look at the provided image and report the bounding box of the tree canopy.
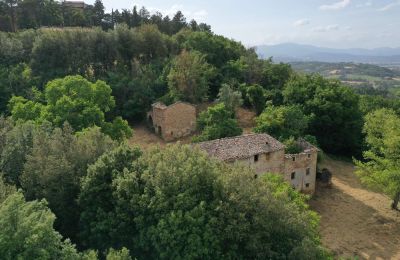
[0,192,81,259]
[254,105,309,141]
[193,103,242,142]
[355,108,400,210]
[79,144,329,259]
[9,75,132,141]
[283,74,363,156]
[167,50,214,103]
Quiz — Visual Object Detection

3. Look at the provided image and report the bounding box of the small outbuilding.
[147,101,197,142]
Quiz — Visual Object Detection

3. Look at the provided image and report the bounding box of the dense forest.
[1,0,400,259]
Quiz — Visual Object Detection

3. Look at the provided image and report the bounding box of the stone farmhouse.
[147,102,197,142]
[196,134,318,193]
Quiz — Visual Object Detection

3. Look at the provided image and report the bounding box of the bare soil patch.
[236,107,256,134]
[310,157,400,259]
[129,123,193,150]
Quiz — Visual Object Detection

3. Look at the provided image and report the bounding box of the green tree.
[167,50,214,103]
[0,120,36,186]
[193,103,242,142]
[359,95,400,116]
[243,84,267,115]
[283,74,363,155]
[9,75,132,141]
[355,109,400,210]
[0,63,36,113]
[0,192,81,259]
[254,105,309,140]
[92,0,105,26]
[0,177,15,203]
[79,145,329,258]
[20,124,116,242]
[217,83,243,113]
[79,145,142,252]
[106,248,132,260]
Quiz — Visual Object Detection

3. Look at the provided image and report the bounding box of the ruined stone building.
[196,134,318,193]
[147,102,197,142]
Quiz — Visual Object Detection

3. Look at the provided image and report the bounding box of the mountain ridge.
[256,43,400,64]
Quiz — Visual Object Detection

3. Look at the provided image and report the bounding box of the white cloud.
[312,24,340,32]
[320,0,351,10]
[378,0,400,11]
[293,19,310,27]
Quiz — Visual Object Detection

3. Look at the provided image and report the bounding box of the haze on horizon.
[90,0,400,49]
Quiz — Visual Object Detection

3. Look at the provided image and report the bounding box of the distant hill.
[289,61,400,92]
[257,43,400,65]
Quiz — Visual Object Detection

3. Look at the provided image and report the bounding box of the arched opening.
[158,126,162,136]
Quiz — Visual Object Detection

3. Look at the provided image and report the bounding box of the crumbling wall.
[284,150,318,194]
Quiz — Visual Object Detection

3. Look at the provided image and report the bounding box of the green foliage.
[283,74,363,155]
[20,124,116,242]
[0,63,36,113]
[9,75,132,141]
[355,109,400,209]
[243,84,267,114]
[0,120,36,186]
[283,137,303,154]
[168,50,214,103]
[102,117,133,142]
[8,96,44,121]
[261,60,293,104]
[0,192,81,259]
[217,83,243,113]
[106,62,167,121]
[254,105,309,140]
[106,248,132,260]
[79,144,328,259]
[193,103,242,142]
[177,30,247,97]
[79,145,142,252]
[0,177,16,204]
[359,94,400,116]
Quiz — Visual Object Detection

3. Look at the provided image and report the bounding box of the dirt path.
[310,157,400,259]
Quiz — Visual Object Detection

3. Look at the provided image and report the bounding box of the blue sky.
[97,0,400,49]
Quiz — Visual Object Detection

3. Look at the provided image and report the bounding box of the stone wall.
[227,149,285,175]
[163,103,196,141]
[149,102,196,142]
[225,148,318,194]
[284,150,318,194]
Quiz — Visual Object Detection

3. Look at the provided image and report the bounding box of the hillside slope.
[310,157,400,259]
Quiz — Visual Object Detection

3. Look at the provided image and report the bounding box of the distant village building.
[147,102,197,142]
[63,1,86,10]
[196,134,318,193]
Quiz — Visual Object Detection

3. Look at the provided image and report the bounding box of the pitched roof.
[196,134,285,161]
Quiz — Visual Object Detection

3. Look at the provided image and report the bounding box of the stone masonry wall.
[284,150,318,194]
[155,102,196,141]
[227,149,285,175]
